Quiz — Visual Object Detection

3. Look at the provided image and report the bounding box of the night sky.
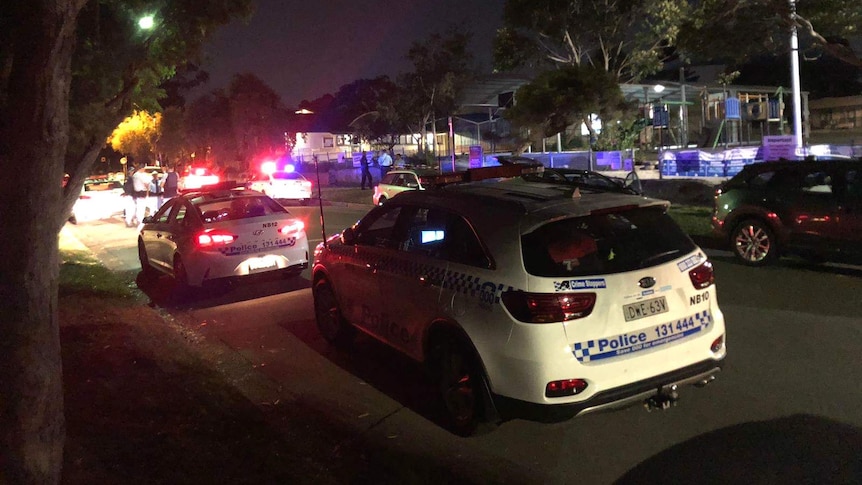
[198,0,508,107]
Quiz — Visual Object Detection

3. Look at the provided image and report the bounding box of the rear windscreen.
[197,196,287,223]
[522,206,696,277]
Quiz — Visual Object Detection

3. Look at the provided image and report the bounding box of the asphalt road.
[63,208,862,484]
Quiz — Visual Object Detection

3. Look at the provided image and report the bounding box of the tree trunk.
[0,1,82,483]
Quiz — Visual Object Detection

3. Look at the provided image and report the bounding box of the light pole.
[789,0,804,151]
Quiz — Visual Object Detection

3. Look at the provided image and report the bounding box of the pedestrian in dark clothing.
[162,165,179,200]
[360,151,372,189]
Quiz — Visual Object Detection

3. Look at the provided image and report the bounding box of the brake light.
[196,230,237,247]
[546,379,588,397]
[279,220,305,236]
[501,291,596,323]
[689,261,714,289]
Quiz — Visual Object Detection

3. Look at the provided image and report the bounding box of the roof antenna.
[313,156,327,247]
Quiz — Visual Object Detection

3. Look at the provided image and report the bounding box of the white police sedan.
[138,185,309,290]
[312,165,726,436]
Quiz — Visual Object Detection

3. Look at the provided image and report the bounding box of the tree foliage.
[505,64,634,146]
[226,73,290,161]
[108,109,160,165]
[495,0,690,83]
[394,29,476,154]
[0,1,252,482]
[677,0,862,67]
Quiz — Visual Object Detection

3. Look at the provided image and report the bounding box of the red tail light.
[279,220,305,236]
[196,229,237,248]
[689,261,715,289]
[546,378,588,397]
[501,291,596,323]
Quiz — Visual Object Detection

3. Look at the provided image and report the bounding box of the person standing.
[394,153,405,168]
[131,164,152,226]
[150,172,164,210]
[378,149,393,178]
[162,165,179,202]
[359,151,372,189]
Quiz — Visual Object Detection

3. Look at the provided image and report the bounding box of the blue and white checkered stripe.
[327,245,512,304]
[573,310,713,363]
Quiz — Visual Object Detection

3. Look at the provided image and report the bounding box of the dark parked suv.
[712,159,862,266]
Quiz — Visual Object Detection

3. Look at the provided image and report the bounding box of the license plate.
[248,257,277,272]
[623,296,669,322]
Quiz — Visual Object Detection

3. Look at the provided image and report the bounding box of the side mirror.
[624,170,643,195]
[142,216,153,224]
[341,226,357,245]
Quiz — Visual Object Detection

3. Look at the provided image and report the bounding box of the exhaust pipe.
[643,385,679,412]
[694,374,716,388]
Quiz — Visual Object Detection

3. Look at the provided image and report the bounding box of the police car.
[311,163,726,436]
[138,185,309,291]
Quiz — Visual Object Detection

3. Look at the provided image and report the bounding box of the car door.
[371,204,451,359]
[140,200,176,270]
[770,166,842,254]
[836,165,862,261]
[337,205,405,328]
[160,200,195,270]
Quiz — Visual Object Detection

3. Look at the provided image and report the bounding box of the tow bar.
[644,384,679,412]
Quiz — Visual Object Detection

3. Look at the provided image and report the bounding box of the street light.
[138,15,154,30]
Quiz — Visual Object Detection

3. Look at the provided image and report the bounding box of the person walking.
[378,149,393,178]
[162,165,179,202]
[359,151,372,189]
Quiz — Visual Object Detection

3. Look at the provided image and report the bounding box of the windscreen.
[197,196,287,223]
[522,206,696,277]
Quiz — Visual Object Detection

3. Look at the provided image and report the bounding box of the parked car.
[372,168,440,206]
[70,177,127,223]
[712,159,862,266]
[313,164,726,436]
[247,171,312,204]
[138,186,309,291]
[178,166,219,192]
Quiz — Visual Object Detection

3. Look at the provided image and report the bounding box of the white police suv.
[312,164,726,436]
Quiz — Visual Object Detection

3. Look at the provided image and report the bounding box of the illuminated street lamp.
[138,15,154,30]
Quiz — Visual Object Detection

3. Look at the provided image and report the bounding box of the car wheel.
[313,279,355,347]
[732,219,778,266]
[377,196,386,206]
[430,334,496,437]
[138,239,157,279]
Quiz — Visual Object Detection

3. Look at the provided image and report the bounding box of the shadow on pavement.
[616,414,862,484]
[135,270,311,310]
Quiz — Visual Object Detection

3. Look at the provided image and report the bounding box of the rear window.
[522,206,696,277]
[272,172,304,181]
[196,196,287,223]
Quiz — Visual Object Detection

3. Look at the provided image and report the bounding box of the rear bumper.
[492,357,724,423]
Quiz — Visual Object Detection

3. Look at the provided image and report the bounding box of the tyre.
[429,335,497,437]
[313,279,355,347]
[732,219,778,266]
[138,239,158,279]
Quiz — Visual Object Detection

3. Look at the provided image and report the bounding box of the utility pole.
[789,0,804,151]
